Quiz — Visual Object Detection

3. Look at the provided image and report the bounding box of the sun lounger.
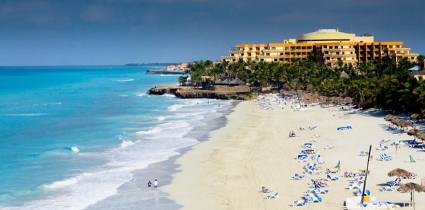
[379,186,394,192]
[386,178,401,187]
[297,154,308,160]
[303,143,314,149]
[264,192,279,199]
[261,186,271,193]
[293,199,307,206]
[292,173,304,180]
[359,151,369,156]
[324,144,334,150]
[308,126,317,130]
[376,153,392,161]
[376,143,388,151]
[327,174,339,181]
[304,193,322,203]
[309,187,329,194]
[410,155,416,163]
[337,125,352,131]
[354,189,371,196]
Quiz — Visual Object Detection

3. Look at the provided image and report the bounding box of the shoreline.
[85,99,238,210]
[0,95,236,210]
[163,95,425,210]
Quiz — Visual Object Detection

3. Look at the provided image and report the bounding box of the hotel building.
[222,29,418,66]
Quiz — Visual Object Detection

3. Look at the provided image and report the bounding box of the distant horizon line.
[0,62,189,67]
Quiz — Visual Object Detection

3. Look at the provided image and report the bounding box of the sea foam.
[1,99,234,210]
[116,78,135,82]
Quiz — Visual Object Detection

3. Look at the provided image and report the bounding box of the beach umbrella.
[388,168,415,179]
[397,182,425,209]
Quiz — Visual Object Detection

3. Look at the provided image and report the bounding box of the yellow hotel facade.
[222,29,418,66]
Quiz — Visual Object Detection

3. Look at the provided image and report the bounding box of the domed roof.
[298,29,355,42]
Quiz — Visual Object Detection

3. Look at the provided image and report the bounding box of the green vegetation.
[186,56,425,114]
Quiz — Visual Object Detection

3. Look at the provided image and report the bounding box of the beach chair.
[293,199,307,206]
[379,186,394,192]
[327,174,339,181]
[410,155,416,163]
[376,153,392,161]
[264,192,279,199]
[303,143,314,149]
[297,154,308,161]
[261,186,271,193]
[334,160,341,171]
[359,151,369,156]
[292,173,304,180]
[304,193,322,203]
[310,187,329,194]
[387,178,401,187]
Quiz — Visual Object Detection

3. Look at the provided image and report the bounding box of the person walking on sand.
[147,180,152,188]
[154,179,158,188]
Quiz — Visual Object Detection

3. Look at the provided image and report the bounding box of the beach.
[163,96,425,209]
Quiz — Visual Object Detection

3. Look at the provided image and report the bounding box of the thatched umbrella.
[415,130,425,142]
[397,182,425,209]
[388,168,415,179]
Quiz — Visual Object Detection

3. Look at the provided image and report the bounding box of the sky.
[0,0,423,66]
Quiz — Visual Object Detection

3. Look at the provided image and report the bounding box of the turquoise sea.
[0,66,233,209]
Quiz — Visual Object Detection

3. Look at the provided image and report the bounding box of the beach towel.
[410,155,416,163]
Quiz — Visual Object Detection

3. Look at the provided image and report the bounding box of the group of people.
[147,179,158,189]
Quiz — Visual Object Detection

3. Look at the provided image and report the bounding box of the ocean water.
[0,66,233,209]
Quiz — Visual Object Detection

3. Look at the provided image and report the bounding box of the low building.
[223,29,418,66]
[411,70,425,80]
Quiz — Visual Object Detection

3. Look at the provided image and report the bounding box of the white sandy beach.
[163,96,425,210]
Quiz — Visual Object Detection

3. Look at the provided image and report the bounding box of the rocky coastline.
[148,85,254,100]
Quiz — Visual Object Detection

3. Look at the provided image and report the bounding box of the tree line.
[186,55,425,114]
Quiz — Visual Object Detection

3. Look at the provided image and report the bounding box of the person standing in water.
[154,179,158,188]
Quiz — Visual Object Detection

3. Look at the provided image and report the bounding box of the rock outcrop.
[148,85,253,100]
